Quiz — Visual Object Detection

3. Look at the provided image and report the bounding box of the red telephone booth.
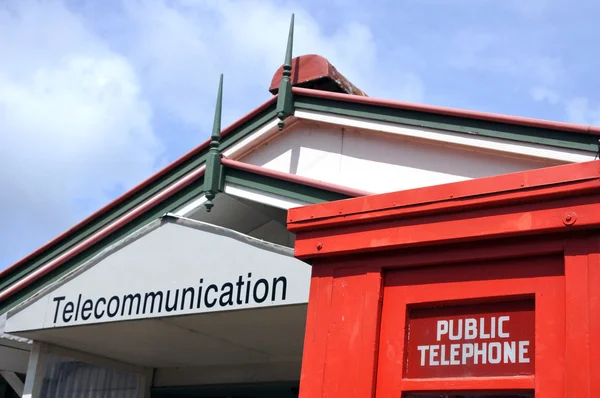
[288,160,600,398]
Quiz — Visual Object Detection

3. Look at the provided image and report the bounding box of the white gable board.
[5,216,311,333]
[241,118,592,195]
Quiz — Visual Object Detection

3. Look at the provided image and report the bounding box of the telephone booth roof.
[288,159,600,260]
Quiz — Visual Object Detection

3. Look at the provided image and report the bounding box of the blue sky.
[0,0,599,269]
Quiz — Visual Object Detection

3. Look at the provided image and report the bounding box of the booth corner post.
[204,74,224,212]
[276,14,295,131]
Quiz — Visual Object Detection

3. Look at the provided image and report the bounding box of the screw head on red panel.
[317,242,323,250]
[563,212,577,226]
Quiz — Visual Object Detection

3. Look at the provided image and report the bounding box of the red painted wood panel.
[299,264,335,398]
[294,196,600,259]
[292,161,600,398]
[588,237,600,398]
[322,266,381,398]
[399,375,535,391]
[564,238,592,396]
[288,159,600,226]
[377,256,565,398]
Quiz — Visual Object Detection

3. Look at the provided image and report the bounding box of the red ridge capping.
[293,87,600,136]
[221,157,371,198]
[0,96,278,280]
[270,54,367,96]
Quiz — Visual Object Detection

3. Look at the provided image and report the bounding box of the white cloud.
[0,1,162,264]
[530,86,560,105]
[566,97,600,125]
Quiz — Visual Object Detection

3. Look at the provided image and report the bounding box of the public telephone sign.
[405,300,535,378]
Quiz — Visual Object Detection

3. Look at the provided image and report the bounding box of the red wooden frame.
[288,160,600,398]
[378,255,563,396]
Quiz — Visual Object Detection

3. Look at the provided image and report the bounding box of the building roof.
[1,53,599,312]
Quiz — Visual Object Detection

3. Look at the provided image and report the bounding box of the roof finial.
[276,14,295,130]
[210,73,223,147]
[204,74,224,212]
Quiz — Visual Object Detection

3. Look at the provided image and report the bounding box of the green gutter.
[294,96,598,153]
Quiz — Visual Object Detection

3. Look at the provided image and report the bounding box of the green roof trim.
[0,104,277,301]
[0,164,355,314]
[294,96,599,153]
[0,179,206,314]
[224,168,351,204]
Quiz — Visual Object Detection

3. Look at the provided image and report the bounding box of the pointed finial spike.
[276,14,295,130]
[283,14,294,76]
[204,74,224,212]
[210,73,223,146]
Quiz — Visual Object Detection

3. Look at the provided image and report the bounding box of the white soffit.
[294,109,597,163]
[5,216,311,333]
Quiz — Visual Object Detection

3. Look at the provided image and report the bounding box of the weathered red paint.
[270,54,367,96]
[290,160,600,397]
[405,301,535,379]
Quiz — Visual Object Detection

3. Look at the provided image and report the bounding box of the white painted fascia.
[294,109,597,164]
[223,183,308,210]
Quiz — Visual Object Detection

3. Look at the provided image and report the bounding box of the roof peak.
[269,54,367,97]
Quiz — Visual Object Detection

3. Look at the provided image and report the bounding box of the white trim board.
[224,183,308,210]
[294,109,597,163]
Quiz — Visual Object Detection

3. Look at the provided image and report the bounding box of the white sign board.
[6,217,311,332]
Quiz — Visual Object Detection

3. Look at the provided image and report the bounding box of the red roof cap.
[269,54,367,96]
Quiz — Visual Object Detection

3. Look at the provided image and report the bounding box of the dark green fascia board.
[223,168,352,204]
[0,178,206,315]
[294,96,598,153]
[0,105,277,295]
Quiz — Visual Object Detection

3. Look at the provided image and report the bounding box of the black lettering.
[74,294,82,321]
[81,299,93,321]
[219,283,234,306]
[52,296,66,323]
[272,276,287,301]
[107,296,120,318]
[253,279,269,303]
[245,273,252,304]
[95,298,106,318]
[63,301,75,323]
[271,276,287,301]
[197,279,204,309]
[181,287,195,310]
[205,284,218,308]
[144,291,163,314]
[122,294,141,316]
[235,275,244,305]
[165,289,180,312]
